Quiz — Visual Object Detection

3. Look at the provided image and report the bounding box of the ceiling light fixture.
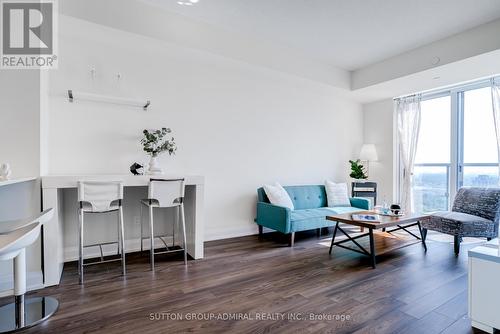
[177,0,199,5]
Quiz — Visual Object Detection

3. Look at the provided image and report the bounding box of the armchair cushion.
[452,187,500,224]
[422,211,495,237]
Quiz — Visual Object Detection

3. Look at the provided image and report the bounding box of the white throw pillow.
[263,183,294,210]
[325,181,351,207]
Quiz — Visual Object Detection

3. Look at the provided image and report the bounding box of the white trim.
[0,177,37,188]
[450,89,459,203]
[395,76,500,100]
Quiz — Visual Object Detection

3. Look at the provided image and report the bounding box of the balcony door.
[408,80,499,213]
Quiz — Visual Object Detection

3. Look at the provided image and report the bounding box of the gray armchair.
[422,187,500,255]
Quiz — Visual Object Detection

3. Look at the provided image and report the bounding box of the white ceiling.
[142,0,500,70]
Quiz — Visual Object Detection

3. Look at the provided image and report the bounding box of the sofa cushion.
[263,183,294,210]
[423,211,495,236]
[325,181,350,207]
[290,206,363,232]
[284,185,327,210]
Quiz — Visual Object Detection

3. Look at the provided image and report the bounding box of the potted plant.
[141,128,177,175]
[349,159,368,180]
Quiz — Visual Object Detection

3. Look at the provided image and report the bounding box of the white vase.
[147,156,163,175]
[0,163,12,181]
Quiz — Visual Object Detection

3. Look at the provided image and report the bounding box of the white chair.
[77,181,126,284]
[0,209,58,333]
[140,178,187,270]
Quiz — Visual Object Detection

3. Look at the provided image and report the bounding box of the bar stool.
[0,209,59,333]
[77,181,126,284]
[139,178,187,270]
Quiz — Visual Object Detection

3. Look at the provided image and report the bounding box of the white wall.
[362,99,395,204]
[45,16,364,245]
[0,71,41,178]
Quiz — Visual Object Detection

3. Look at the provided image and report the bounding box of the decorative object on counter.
[0,163,12,181]
[141,128,177,175]
[349,159,367,180]
[130,162,144,175]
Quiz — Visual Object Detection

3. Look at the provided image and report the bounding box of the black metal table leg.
[329,223,339,254]
[368,228,376,268]
[417,221,427,251]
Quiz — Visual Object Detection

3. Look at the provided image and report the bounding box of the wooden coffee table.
[326,211,430,268]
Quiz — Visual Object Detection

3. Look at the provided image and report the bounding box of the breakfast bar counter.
[41,174,205,287]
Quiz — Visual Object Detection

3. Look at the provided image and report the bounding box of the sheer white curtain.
[395,95,422,213]
[492,78,500,185]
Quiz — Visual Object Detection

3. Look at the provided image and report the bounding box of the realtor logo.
[1,0,58,69]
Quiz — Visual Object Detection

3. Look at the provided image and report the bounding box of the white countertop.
[0,177,37,188]
[469,239,500,264]
[41,174,204,188]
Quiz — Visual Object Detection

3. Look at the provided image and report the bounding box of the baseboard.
[204,225,259,242]
[0,270,44,297]
[64,224,278,261]
[63,236,174,262]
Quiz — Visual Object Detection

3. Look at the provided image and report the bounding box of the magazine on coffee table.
[351,214,380,223]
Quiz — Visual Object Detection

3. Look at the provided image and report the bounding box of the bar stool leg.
[14,249,26,329]
[117,211,121,256]
[140,203,143,253]
[119,206,126,277]
[173,206,179,247]
[180,203,187,265]
[78,209,84,285]
[149,206,155,271]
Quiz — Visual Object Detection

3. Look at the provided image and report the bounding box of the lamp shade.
[359,144,378,161]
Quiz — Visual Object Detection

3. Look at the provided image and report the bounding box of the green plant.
[141,128,177,157]
[349,159,367,179]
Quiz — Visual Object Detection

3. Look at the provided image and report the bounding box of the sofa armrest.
[350,197,371,210]
[255,202,291,234]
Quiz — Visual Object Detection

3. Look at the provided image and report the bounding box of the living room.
[1,0,500,333]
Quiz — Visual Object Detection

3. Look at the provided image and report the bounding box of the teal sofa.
[256,185,370,246]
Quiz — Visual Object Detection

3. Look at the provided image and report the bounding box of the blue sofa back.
[257,185,327,210]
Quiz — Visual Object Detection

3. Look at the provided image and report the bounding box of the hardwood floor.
[0,229,486,334]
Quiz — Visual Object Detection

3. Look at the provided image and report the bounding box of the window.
[402,79,499,213]
[412,96,451,213]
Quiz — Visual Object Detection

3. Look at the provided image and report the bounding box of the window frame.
[395,77,499,211]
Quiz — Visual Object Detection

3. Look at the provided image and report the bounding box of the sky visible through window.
[464,87,498,164]
[415,96,451,164]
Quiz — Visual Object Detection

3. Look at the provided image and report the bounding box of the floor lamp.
[359,144,378,178]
